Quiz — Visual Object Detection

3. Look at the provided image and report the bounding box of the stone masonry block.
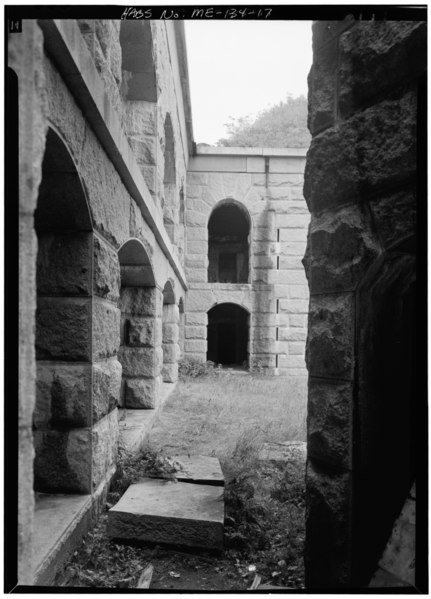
[308,37,337,135]
[308,378,353,469]
[185,325,206,340]
[162,323,179,343]
[37,233,92,296]
[305,461,352,587]
[155,346,164,375]
[119,287,157,316]
[185,312,207,326]
[304,91,417,213]
[279,299,309,315]
[289,342,305,355]
[290,314,308,328]
[163,343,180,364]
[185,267,208,283]
[93,300,121,360]
[118,347,155,377]
[339,21,426,117]
[289,285,309,299]
[33,428,92,494]
[92,409,119,490]
[123,102,156,137]
[162,362,178,383]
[124,377,156,409]
[306,293,354,380]
[186,211,207,227]
[36,298,92,361]
[369,188,416,250]
[187,241,208,255]
[35,362,91,429]
[93,235,121,301]
[92,358,122,422]
[185,339,207,354]
[186,291,213,312]
[127,317,155,347]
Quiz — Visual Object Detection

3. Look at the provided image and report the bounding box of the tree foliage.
[217,94,310,148]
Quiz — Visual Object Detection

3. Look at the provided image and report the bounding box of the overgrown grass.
[147,371,307,467]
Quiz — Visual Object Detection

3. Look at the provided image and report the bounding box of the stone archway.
[207,303,249,367]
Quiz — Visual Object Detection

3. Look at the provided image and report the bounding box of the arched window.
[208,201,250,283]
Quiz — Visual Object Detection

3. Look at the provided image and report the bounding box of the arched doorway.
[207,303,249,367]
[118,239,157,408]
[208,201,250,283]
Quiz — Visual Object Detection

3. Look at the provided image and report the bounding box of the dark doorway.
[208,202,250,283]
[207,303,249,366]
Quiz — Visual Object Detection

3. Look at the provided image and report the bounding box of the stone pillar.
[304,18,425,588]
[11,19,48,586]
[162,303,180,383]
[118,286,159,408]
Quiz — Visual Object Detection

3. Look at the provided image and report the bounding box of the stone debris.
[162,455,224,486]
[258,441,307,462]
[108,478,224,550]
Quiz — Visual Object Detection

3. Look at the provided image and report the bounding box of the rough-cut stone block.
[124,377,156,409]
[289,285,309,299]
[92,409,119,490]
[123,103,156,137]
[92,358,122,422]
[162,323,179,343]
[119,287,157,316]
[306,294,354,380]
[162,343,180,364]
[186,312,207,326]
[127,317,155,347]
[289,342,305,355]
[305,460,352,588]
[308,379,353,468]
[155,346,164,375]
[108,479,224,550]
[35,363,91,428]
[36,298,92,361]
[93,235,120,301]
[33,428,92,494]
[186,291,213,312]
[369,188,416,250]
[304,206,380,293]
[307,37,337,135]
[162,362,178,383]
[185,339,207,354]
[339,21,426,117]
[304,91,417,213]
[93,300,121,359]
[186,240,207,255]
[185,325,206,340]
[279,299,309,315]
[168,456,224,486]
[118,347,155,377]
[37,233,92,296]
[128,136,157,165]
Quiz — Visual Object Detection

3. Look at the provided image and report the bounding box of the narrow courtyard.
[62,368,307,590]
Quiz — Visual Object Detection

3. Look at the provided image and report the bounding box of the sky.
[185,21,313,145]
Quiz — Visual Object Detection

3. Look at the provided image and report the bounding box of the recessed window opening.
[275,354,279,368]
[276,327,279,341]
[277,228,280,242]
[120,20,157,101]
[276,299,280,313]
[208,202,250,283]
[207,303,249,367]
[277,256,280,270]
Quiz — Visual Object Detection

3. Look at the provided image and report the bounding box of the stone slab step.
[108,479,224,551]
[163,455,224,486]
[258,441,307,462]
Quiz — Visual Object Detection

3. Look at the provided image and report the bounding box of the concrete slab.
[169,455,224,486]
[108,479,224,550]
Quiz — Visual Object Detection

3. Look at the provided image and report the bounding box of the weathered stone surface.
[186,291,213,312]
[92,409,119,490]
[304,206,380,293]
[37,233,92,296]
[128,136,157,165]
[339,21,427,117]
[119,287,157,316]
[108,479,224,550]
[162,362,178,383]
[167,455,224,486]
[118,347,155,377]
[127,317,155,347]
[186,312,207,326]
[35,363,92,428]
[162,323,179,343]
[162,343,180,364]
[93,235,120,301]
[305,460,352,587]
[33,428,92,494]
[304,91,417,213]
[18,427,35,586]
[184,325,206,340]
[93,300,121,359]
[307,37,337,135]
[306,294,354,380]
[123,103,156,137]
[93,358,122,421]
[124,378,156,409]
[36,298,92,361]
[308,379,353,468]
[370,188,416,250]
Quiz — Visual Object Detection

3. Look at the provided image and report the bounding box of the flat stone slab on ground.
[258,441,307,462]
[108,479,224,550]
[168,455,224,486]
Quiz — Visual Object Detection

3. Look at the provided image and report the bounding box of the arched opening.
[162,281,179,383]
[120,20,157,101]
[208,201,250,283]
[207,303,249,367]
[34,127,94,494]
[118,239,158,408]
[163,114,177,245]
